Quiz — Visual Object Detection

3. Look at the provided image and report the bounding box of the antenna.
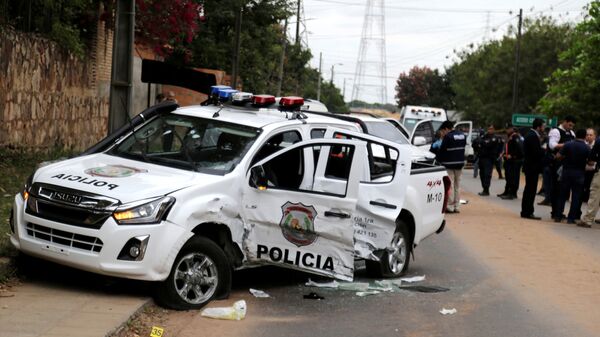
[351,0,388,106]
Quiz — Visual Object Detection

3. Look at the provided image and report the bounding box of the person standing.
[499,124,524,200]
[555,129,590,224]
[521,118,546,220]
[475,125,502,196]
[548,116,576,221]
[436,121,467,213]
[578,132,600,228]
[494,136,505,180]
[582,128,597,202]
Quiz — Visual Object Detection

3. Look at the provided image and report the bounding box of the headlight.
[113,196,175,225]
[21,173,34,201]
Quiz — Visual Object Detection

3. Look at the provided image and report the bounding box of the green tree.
[538,1,600,125]
[448,16,573,127]
[395,66,454,110]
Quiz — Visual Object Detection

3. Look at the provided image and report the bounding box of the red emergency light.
[252,95,276,106]
[279,96,304,107]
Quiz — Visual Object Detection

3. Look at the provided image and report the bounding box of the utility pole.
[511,8,523,115]
[276,19,288,97]
[295,0,301,45]
[231,7,243,90]
[317,52,322,101]
[330,63,342,84]
[108,0,135,134]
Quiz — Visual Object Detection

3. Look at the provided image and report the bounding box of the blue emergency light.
[210,85,231,95]
[218,89,238,101]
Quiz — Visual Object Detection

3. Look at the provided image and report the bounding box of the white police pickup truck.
[10,89,449,310]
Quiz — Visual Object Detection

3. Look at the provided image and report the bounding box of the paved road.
[138,171,600,337]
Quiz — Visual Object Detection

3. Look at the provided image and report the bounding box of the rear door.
[242,138,366,281]
[323,128,410,260]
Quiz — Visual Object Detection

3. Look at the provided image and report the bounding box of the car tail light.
[442,175,451,213]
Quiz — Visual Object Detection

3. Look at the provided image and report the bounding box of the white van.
[400,105,447,133]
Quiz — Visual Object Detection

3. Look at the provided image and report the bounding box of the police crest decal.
[279,202,318,247]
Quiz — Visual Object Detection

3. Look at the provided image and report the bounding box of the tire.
[365,220,411,278]
[155,236,231,310]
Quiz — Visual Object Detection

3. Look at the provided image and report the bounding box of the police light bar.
[232,92,253,104]
[252,94,276,106]
[219,89,238,101]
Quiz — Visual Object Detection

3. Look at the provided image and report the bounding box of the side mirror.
[413,136,427,146]
[250,165,268,190]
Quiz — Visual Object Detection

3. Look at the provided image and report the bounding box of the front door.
[242,139,366,281]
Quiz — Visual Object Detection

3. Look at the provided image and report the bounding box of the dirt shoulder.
[447,191,600,335]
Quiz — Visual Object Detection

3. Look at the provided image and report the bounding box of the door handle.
[369,200,397,209]
[324,211,350,218]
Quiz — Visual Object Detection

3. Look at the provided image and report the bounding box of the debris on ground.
[460,199,469,204]
[399,285,449,293]
[303,292,325,300]
[305,278,339,288]
[439,308,457,315]
[249,288,270,298]
[201,300,247,321]
[338,282,370,291]
[400,275,426,283]
[356,290,380,297]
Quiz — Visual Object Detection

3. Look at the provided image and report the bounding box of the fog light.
[118,235,150,261]
[129,245,140,258]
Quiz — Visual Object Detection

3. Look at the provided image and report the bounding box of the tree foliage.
[448,16,573,127]
[395,66,454,110]
[538,1,600,125]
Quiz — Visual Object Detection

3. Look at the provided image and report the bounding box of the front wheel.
[155,236,231,310]
[365,220,411,278]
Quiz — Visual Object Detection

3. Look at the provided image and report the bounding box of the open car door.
[454,121,474,162]
[242,138,366,281]
[323,127,411,260]
[410,119,436,149]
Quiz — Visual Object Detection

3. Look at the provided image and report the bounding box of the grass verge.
[0,148,75,282]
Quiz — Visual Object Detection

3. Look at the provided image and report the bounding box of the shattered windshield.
[108,115,261,175]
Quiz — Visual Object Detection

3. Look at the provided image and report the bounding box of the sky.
[298,0,591,104]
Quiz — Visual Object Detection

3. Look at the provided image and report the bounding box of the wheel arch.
[191,222,244,268]
[397,209,416,248]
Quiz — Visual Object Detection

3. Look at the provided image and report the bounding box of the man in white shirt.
[548,116,576,221]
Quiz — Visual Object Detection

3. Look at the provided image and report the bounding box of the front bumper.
[10,195,189,281]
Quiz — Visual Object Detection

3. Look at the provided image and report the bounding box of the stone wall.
[0,25,111,151]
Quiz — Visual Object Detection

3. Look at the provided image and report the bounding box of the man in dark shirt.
[556,129,591,224]
[475,125,502,196]
[436,121,467,213]
[521,118,546,220]
[579,132,600,228]
[499,124,524,200]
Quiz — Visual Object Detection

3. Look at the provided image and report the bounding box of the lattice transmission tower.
[351,0,388,105]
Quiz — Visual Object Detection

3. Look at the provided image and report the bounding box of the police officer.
[499,124,524,199]
[475,125,502,196]
[436,121,467,213]
[548,115,576,221]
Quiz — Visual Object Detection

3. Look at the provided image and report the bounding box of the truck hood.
[33,154,215,203]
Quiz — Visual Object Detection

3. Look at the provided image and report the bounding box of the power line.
[311,0,511,14]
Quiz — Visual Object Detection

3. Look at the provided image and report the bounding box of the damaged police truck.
[10,90,449,309]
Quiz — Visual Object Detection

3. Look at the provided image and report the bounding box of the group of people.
[430,116,600,228]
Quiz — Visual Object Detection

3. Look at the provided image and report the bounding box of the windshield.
[108,115,260,175]
[363,121,409,144]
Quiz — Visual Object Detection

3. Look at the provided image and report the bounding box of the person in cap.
[498,123,524,200]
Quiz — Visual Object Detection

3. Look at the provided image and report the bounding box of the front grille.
[26,222,103,253]
[25,183,120,230]
[26,196,112,229]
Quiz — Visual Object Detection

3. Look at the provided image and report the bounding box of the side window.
[310,129,326,139]
[333,132,397,182]
[252,143,355,197]
[251,130,302,165]
[413,122,434,144]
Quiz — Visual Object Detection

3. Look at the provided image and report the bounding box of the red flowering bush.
[135,0,204,63]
